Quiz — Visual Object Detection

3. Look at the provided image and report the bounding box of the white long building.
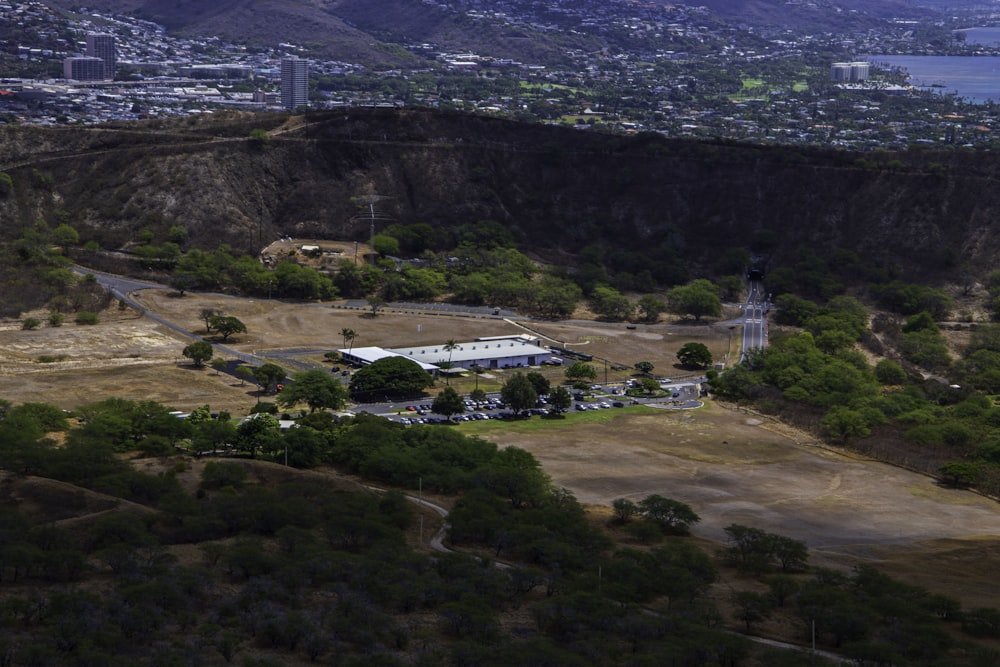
[390,335,551,370]
[339,334,552,372]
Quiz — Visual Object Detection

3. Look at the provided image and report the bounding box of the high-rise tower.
[86,33,116,80]
[280,57,309,111]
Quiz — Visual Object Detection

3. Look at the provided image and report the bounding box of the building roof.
[339,346,439,372]
[387,336,550,365]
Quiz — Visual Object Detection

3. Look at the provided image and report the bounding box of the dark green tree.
[637,495,700,535]
[170,273,196,296]
[235,364,255,386]
[547,386,573,413]
[565,362,597,382]
[612,498,639,524]
[636,294,666,323]
[182,341,213,368]
[349,357,432,401]
[634,361,654,376]
[276,369,349,413]
[874,359,907,385]
[200,308,219,333]
[476,446,550,508]
[765,575,800,607]
[366,295,386,317]
[208,315,247,342]
[501,372,538,416]
[533,275,582,318]
[732,590,773,632]
[432,386,465,420]
[667,279,722,322]
[773,294,820,326]
[526,372,550,397]
[253,363,286,394]
[938,461,979,488]
[235,413,281,459]
[590,286,632,321]
[677,342,713,369]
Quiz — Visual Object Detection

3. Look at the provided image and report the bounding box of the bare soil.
[3,284,1000,611]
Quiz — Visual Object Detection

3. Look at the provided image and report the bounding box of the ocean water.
[866,54,1000,104]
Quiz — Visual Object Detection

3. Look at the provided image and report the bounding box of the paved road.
[76,266,263,368]
[740,279,769,358]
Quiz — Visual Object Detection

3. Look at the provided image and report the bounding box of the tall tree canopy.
[276,370,349,413]
[349,357,433,401]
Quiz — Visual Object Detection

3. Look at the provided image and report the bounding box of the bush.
[21,317,40,330]
[37,354,67,363]
[201,461,247,491]
[625,520,663,544]
[48,312,64,327]
[75,311,99,325]
[874,359,906,385]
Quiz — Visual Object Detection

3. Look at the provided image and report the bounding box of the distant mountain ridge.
[41,0,600,66]
[39,0,952,66]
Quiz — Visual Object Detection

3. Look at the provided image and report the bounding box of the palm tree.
[340,328,357,351]
[443,339,459,385]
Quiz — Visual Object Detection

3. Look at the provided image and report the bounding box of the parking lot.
[371,380,702,425]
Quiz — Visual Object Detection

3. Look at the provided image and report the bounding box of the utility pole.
[352,194,392,265]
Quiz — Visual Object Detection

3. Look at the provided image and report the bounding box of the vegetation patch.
[36,354,68,363]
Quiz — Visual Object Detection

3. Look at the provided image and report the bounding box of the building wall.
[64,57,105,81]
[86,33,116,80]
[280,57,309,111]
[849,62,870,82]
[830,63,851,82]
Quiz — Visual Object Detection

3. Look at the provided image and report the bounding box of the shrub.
[874,359,906,385]
[37,354,67,363]
[48,312,64,327]
[201,461,247,491]
[75,311,99,325]
[22,317,41,330]
[251,402,278,415]
[625,520,664,544]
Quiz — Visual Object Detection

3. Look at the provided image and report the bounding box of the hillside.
[3,108,1000,286]
[37,0,944,66]
[40,0,601,66]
